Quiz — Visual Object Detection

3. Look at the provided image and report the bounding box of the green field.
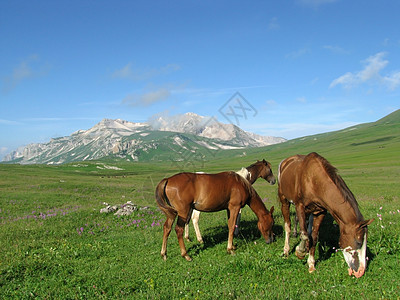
[1,110,399,299]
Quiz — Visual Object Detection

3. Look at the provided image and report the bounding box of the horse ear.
[359,219,374,228]
[270,206,274,214]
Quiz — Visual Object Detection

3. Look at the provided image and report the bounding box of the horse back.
[278,155,306,201]
[279,152,340,208]
[165,171,251,212]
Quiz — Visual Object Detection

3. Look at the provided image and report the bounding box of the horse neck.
[324,182,362,227]
[246,165,260,184]
[248,193,269,218]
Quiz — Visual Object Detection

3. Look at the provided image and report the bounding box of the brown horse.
[278,152,373,278]
[185,160,276,243]
[156,171,275,261]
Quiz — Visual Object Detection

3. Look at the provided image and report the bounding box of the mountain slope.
[228,109,400,168]
[150,113,285,146]
[3,113,285,164]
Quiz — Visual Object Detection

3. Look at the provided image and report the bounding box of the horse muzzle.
[264,233,275,244]
[342,233,368,278]
[267,176,276,185]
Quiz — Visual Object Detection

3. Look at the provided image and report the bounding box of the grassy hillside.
[0,110,399,298]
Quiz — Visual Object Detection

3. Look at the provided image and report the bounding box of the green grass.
[1,111,400,299]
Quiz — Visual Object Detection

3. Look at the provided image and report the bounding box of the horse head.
[340,219,374,278]
[258,206,275,244]
[257,159,276,185]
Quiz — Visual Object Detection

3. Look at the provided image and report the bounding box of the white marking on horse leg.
[308,254,316,273]
[283,222,291,256]
[184,223,190,241]
[191,210,203,243]
[295,232,309,259]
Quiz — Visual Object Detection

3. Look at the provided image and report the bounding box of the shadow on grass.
[186,218,284,255]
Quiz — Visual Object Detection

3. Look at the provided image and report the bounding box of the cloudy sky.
[1,0,399,160]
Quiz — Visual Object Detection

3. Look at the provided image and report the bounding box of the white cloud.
[382,72,400,90]
[330,52,400,90]
[285,48,310,59]
[268,17,279,30]
[112,63,180,80]
[323,45,349,55]
[296,97,307,103]
[298,0,339,7]
[122,88,170,107]
[112,63,133,79]
[0,147,9,157]
[2,55,49,92]
[250,121,358,140]
[0,119,21,125]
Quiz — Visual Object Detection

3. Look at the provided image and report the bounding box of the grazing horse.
[185,160,276,243]
[156,171,275,261]
[278,152,373,278]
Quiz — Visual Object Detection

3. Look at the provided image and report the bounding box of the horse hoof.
[183,255,192,261]
[198,239,204,244]
[295,250,306,260]
[227,249,236,255]
[281,251,289,258]
[161,254,167,261]
[308,266,316,273]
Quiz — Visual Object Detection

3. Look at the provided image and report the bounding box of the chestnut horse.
[185,160,276,243]
[156,171,275,261]
[278,152,373,278]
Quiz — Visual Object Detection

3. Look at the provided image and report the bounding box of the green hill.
[210,109,400,169]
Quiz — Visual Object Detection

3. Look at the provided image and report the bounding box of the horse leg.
[184,209,197,242]
[175,216,192,261]
[293,213,298,237]
[234,209,242,237]
[227,207,240,254]
[279,195,291,257]
[191,210,203,243]
[161,216,175,260]
[307,213,325,273]
[184,223,190,242]
[295,202,309,259]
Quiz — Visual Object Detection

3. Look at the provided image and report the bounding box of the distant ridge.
[247,109,400,163]
[3,113,285,164]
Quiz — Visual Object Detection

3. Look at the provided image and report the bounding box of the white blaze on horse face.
[342,247,358,271]
[358,233,368,272]
[342,233,367,276]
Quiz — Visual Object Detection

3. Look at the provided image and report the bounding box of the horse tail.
[155,178,177,219]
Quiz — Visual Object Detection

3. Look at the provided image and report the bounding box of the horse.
[278,152,373,278]
[155,170,275,261]
[185,160,276,243]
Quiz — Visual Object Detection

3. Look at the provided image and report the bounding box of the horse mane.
[247,160,265,170]
[231,171,256,199]
[313,153,363,220]
[236,167,250,181]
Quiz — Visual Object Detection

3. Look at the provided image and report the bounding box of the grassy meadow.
[1,111,400,299]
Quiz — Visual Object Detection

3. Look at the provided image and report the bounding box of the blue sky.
[1,0,399,160]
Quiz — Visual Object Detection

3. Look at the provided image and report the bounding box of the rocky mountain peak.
[2,113,286,164]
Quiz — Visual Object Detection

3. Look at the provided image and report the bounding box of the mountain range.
[3,113,286,164]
